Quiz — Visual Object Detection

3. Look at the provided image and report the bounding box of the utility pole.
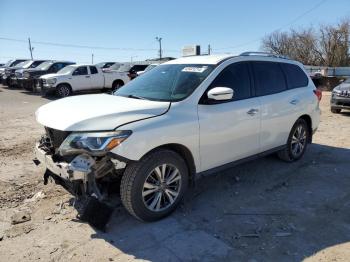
[91,53,94,64]
[208,44,211,55]
[155,37,162,61]
[28,37,34,60]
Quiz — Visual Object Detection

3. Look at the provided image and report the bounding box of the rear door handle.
[85,75,90,78]
[247,108,259,116]
[290,99,299,105]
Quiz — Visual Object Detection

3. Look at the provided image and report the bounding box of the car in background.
[127,64,149,80]
[330,77,350,113]
[137,63,160,76]
[0,63,5,67]
[0,59,28,85]
[95,62,117,69]
[22,61,75,91]
[39,64,130,97]
[10,60,48,87]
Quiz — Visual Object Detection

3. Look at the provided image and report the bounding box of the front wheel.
[331,107,341,114]
[112,80,124,92]
[56,84,72,98]
[120,149,188,221]
[277,119,310,162]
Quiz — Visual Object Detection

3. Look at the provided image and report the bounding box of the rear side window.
[282,63,308,89]
[89,66,98,74]
[252,61,287,96]
[73,66,88,75]
[209,62,251,101]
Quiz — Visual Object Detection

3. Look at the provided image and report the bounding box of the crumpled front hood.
[36,94,170,131]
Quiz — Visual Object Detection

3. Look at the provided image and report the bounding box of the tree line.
[261,19,350,67]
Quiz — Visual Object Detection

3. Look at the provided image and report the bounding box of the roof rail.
[240,51,290,60]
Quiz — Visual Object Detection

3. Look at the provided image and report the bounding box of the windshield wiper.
[127,94,148,100]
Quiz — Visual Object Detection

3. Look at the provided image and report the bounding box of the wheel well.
[112,79,124,87]
[57,82,72,91]
[299,114,312,143]
[144,144,196,179]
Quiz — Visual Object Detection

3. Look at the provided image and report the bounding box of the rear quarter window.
[282,63,309,89]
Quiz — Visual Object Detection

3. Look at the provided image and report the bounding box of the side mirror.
[207,87,233,101]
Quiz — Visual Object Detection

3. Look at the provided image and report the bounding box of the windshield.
[107,63,124,71]
[344,78,350,83]
[57,65,74,74]
[21,61,34,68]
[114,64,215,102]
[145,64,158,72]
[4,60,14,67]
[37,61,53,70]
[14,61,28,68]
[115,64,132,72]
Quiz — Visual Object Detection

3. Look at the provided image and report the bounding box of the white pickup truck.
[39,64,129,97]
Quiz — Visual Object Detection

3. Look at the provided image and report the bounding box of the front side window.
[282,63,308,89]
[208,62,251,101]
[252,61,287,96]
[115,64,215,102]
[73,66,88,76]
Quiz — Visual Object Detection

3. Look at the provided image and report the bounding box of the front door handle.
[85,75,90,78]
[290,99,299,105]
[247,108,259,116]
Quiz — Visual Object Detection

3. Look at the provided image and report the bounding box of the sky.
[0,0,349,63]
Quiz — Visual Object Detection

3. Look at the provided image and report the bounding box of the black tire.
[331,107,341,114]
[112,80,124,92]
[56,84,72,98]
[120,149,188,222]
[277,118,310,162]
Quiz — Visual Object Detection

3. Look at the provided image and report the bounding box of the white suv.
[34,52,321,221]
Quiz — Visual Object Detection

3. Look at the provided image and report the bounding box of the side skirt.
[196,145,286,179]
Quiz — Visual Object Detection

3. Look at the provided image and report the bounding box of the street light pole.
[28,37,34,60]
[155,37,162,61]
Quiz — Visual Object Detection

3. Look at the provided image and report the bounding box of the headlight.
[47,78,57,85]
[58,130,132,156]
[24,72,30,78]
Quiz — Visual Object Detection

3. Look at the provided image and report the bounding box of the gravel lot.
[0,85,349,262]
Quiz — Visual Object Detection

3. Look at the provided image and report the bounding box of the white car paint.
[35,54,320,174]
[40,64,129,92]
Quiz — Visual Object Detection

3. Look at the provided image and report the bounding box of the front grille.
[45,127,71,149]
[339,90,350,98]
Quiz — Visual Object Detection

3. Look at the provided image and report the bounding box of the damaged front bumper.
[34,142,94,182]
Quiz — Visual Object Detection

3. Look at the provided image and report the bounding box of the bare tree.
[261,19,350,66]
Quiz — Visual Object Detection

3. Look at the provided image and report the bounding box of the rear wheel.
[277,119,310,162]
[56,84,72,98]
[120,149,188,221]
[331,107,341,114]
[112,80,124,92]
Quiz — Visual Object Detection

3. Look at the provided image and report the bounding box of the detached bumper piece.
[34,143,116,230]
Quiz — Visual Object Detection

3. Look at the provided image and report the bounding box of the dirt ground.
[0,85,349,262]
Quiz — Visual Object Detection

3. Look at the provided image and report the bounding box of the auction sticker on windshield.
[182,66,208,73]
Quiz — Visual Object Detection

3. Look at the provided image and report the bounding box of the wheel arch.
[56,82,72,91]
[141,143,196,180]
[298,114,312,143]
[112,79,124,87]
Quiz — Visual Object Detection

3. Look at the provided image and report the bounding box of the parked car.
[95,62,117,69]
[0,63,5,67]
[39,64,130,97]
[330,77,350,113]
[127,64,149,80]
[137,63,160,76]
[10,60,48,87]
[34,53,321,222]
[1,59,28,85]
[22,61,75,91]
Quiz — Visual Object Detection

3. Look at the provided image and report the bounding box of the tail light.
[313,89,322,102]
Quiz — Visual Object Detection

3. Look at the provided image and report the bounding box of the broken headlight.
[58,130,132,156]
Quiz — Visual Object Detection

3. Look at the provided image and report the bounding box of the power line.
[0,36,179,53]
[214,0,328,51]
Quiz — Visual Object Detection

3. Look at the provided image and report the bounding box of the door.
[89,66,104,89]
[251,61,300,152]
[70,66,91,91]
[198,62,261,172]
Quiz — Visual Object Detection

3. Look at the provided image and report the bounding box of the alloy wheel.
[142,164,182,212]
[291,125,307,157]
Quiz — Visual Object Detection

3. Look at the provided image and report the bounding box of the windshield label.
[182,66,208,73]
